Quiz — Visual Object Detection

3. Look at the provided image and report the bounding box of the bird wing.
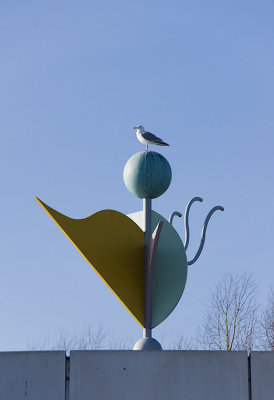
[142,131,165,143]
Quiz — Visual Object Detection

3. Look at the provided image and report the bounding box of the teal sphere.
[123,151,172,199]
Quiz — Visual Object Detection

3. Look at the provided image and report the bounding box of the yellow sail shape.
[36,197,145,327]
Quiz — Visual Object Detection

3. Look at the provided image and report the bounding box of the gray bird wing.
[142,131,165,143]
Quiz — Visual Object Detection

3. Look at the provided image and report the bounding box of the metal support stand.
[143,198,152,247]
[144,197,151,337]
[133,198,162,351]
[143,328,152,338]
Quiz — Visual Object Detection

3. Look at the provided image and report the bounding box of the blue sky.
[0,0,273,349]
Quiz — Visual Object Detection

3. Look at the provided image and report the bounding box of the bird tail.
[158,141,169,146]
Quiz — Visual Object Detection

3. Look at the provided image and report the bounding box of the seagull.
[133,125,170,151]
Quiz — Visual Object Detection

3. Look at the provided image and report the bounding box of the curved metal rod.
[184,197,203,250]
[169,211,182,225]
[187,206,224,266]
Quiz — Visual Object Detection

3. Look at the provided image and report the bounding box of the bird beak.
[133,126,137,130]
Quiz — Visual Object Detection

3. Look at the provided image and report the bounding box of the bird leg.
[146,144,148,151]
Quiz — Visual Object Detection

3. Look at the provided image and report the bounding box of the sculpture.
[36,146,223,350]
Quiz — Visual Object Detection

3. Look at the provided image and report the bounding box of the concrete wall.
[70,351,248,400]
[251,352,274,400]
[0,351,65,400]
[0,351,272,400]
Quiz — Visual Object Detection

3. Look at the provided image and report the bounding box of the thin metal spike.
[187,206,224,266]
[184,197,203,250]
[169,211,182,225]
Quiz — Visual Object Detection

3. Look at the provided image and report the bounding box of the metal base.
[133,337,162,351]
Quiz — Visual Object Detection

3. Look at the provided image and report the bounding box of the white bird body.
[133,125,169,150]
[136,130,151,146]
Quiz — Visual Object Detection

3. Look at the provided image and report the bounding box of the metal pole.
[143,328,152,338]
[143,198,151,246]
[143,198,152,338]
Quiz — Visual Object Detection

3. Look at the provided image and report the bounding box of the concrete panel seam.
[65,356,70,400]
[248,353,252,400]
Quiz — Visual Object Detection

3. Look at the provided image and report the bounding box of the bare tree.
[106,330,131,350]
[170,334,196,350]
[261,288,274,351]
[29,326,130,353]
[52,327,106,352]
[198,271,258,351]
